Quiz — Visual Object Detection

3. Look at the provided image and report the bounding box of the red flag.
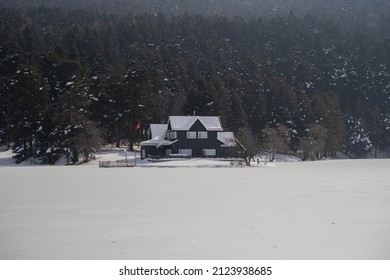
[135,122,141,131]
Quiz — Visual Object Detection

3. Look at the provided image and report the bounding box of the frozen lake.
[1,159,389,259]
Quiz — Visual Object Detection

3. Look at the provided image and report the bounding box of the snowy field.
[0,149,389,260]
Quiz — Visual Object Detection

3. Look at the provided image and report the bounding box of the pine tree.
[212,77,232,129]
[88,76,115,143]
[33,109,62,164]
[0,79,6,145]
[182,77,218,116]
[227,89,247,133]
[103,23,124,75]
[369,105,384,158]
[7,66,48,163]
[123,64,156,150]
[110,65,156,150]
[56,78,102,164]
[346,116,373,158]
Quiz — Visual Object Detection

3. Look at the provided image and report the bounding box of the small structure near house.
[140,116,238,159]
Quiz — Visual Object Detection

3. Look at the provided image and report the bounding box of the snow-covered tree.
[56,78,102,164]
[111,64,156,150]
[7,66,48,163]
[346,117,373,157]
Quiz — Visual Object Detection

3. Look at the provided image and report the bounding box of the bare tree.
[236,127,258,166]
[262,124,291,161]
[300,124,326,160]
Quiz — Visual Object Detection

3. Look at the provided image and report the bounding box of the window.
[166,131,177,140]
[166,149,172,157]
[203,149,216,157]
[187,131,197,139]
[198,131,208,139]
[178,149,192,156]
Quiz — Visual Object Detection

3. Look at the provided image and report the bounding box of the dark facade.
[140,116,237,159]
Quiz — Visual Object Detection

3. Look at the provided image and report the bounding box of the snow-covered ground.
[0,148,389,259]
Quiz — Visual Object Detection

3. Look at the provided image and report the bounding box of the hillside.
[0,2,389,164]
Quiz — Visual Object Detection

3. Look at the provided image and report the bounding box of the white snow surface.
[168,116,223,131]
[149,124,167,139]
[217,131,236,147]
[0,148,390,260]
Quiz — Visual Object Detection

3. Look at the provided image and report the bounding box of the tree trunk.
[129,139,134,151]
[375,145,378,158]
[29,137,33,158]
[115,125,120,147]
[84,150,89,162]
[72,148,79,164]
[23,138,27,160]
[271,151,275,162]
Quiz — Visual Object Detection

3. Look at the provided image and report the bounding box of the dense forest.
[0,1,389,163]
[2,0,390,19]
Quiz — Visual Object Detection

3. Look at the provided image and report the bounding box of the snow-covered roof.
[140,137,177,147]
[217,132,236,147]
[150,124,167,139]
[141,124,175,147]
[140,138,177,147]
[168,116,223,131]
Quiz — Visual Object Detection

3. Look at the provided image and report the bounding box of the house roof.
[141,123,177,147]
[217,132,237,147]
[168,116,223,131]
[140,138,177,147]
[149,124,167,139]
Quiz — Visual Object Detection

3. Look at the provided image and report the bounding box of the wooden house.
[140,116,237,159]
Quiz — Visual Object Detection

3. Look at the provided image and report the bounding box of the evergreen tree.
[33,108,61,164]
[369,105,384,158]
[112,64,156,150]
[346,116,373,158]
[182,77,218,116]
[226,89,247,133]
[55,78,102,164]
[0,79,6,145]
[7,66,48,162]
